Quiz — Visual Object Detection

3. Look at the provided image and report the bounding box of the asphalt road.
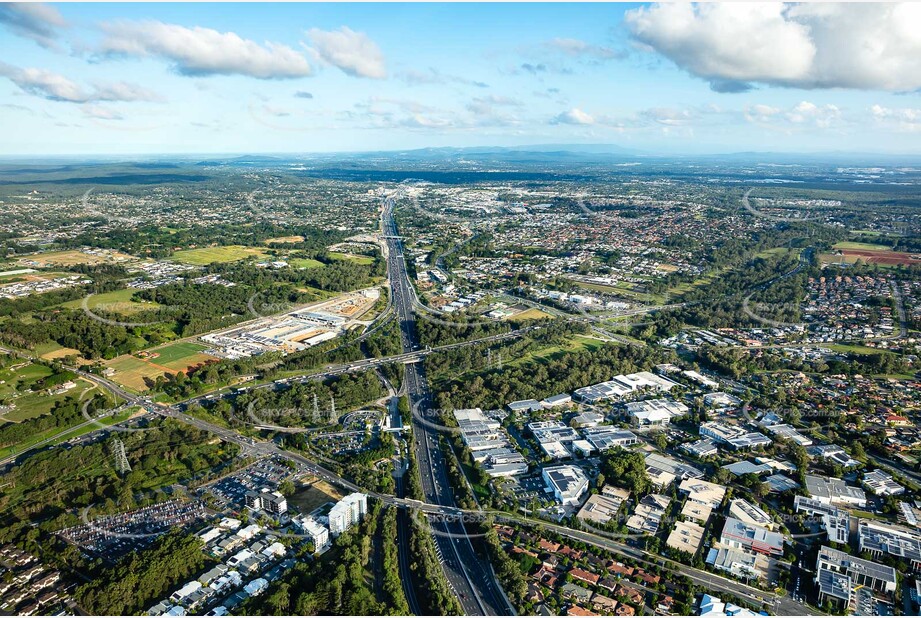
[382,196,515,616]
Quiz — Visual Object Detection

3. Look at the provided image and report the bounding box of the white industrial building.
[542,465,589,506]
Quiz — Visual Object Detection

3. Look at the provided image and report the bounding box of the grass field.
[0,365,99,423]
[105,342,217,391]
[827,343,885,355]
[62,288,161,315]
[505,334,605,369]
[172,245,268,265]
[327,252,374,265]
[289,257,325,269]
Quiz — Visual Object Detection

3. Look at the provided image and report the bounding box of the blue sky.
[1,2,920,155]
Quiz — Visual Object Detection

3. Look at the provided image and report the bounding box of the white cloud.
[0,3,66,49]
[743,100,842,129]
[82,104,123,120]
[307,27,386,79]
[396,68,488,88]
[744,104,781,123]
[785,101,840,127]
[551,108,595,125]
[626,3,921,92]
[100,20,312,79]
[544,38,622,61]
[870,104,921,132]
[0,62,162,103]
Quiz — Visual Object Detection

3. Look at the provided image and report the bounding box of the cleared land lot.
[507,307,552,321]
[820,242,921,267]
[266,235,305,244]
[17,249,135,267]
[289,478,344,513]
[172,245,268,265]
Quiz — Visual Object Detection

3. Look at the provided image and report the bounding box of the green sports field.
[172,245,268,265]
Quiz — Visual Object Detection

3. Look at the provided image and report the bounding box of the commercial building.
[645,452,704,486]
[328,493,368,537]
[573,371,679,403]
[762,423,813,447]
[508,399,543,414]
[625,398,689,428]
[679,478,727,510]
[455,408,505,451]
[455,409,527,476]
[626,494,671,535]
[542,465,589,506]
[795,496,851,544]
[858,520,921,570]
[576,486,630,525]
[815,545,897,612]
[765,474,800,493]
[721,460,772,477]
[667,521,705,555]
[529,420,579,460]
[581,427,638,451]
[862,469,905,496]
[804,475,867,508]
[808,445,860,469]
[699,422,772,451]
[706,547,770,581]
[476,447,529,477]
[728,499,776,532]
[718,517,784,556]
[681,438,719,459]
[540,394,572,408]
[698,594,760,618]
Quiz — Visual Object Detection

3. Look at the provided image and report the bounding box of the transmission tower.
[496,351,503,370]
[313,393,320,424]
[113,439,131,474]
[329,396,337,425]
[486,348,492,369]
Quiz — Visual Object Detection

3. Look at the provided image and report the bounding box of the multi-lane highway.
[381,196,515,616]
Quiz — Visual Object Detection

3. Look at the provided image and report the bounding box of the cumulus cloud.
[551,108,595,125]
[294,91,313,99]
[871,104,921,132]
[0,62,162,103]
[0,3,66,49]
[626,3,921,92]
[744,100,841,128]
[307,27,386,79]
[99,20,312,79]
